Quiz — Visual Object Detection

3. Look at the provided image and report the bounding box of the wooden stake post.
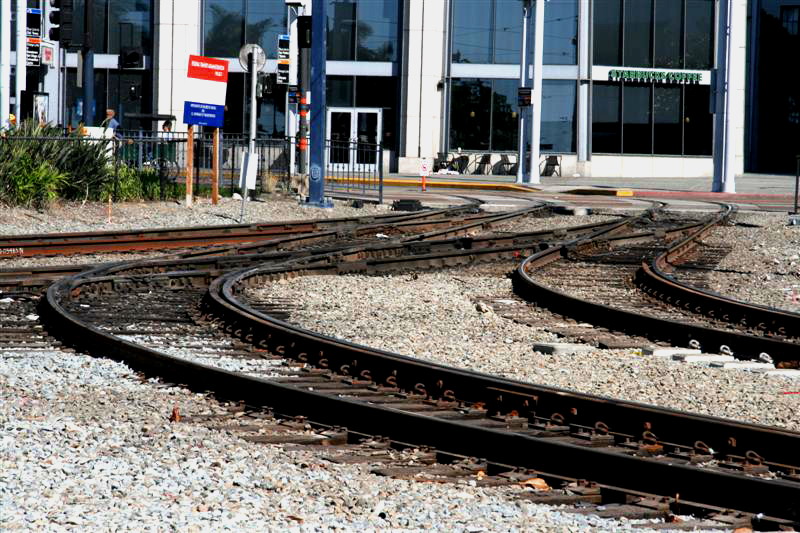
[185,124,194,207]
[212,127,220,205]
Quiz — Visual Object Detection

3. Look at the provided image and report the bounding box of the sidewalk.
[386,172,800,197]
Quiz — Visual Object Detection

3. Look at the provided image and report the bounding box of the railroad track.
[36,204,800,528]
[517,203,800,364]
[0,202,486,258]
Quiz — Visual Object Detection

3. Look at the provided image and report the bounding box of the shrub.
[0,151,66,209]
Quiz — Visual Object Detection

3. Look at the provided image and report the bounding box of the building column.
[398,0,447,174]
[154,0,202,132]
[712,0,747,192]
[576,0,591,174]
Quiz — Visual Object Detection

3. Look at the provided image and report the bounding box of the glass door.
[326,107,382,172]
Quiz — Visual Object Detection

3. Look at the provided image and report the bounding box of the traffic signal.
[48,0,74,47]
[119,46,144,69]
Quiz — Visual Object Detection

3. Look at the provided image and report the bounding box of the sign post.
[182,54,229,207]
[420,160,429,192]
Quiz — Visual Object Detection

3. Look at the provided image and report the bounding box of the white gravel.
[247,267,800,432]
[703,212,800,313]
[1,200,678,532]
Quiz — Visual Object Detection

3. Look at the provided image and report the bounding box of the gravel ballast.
[2,201,796,530]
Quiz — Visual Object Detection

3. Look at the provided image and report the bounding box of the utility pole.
[297,15,310,175]
[528,0,544,185]
[83,0,94,125]
[0,0,10,127]
[712,0,736,193]
[306,0,331,207]
[516,0,531,184]
[15,0,25,118]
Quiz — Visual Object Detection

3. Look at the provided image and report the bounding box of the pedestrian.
[102,109,119,131]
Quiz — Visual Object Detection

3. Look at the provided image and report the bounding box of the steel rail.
[515,204,800,362]
[38,205,800,521]
[635,225,800,346]
[0,202,484,258]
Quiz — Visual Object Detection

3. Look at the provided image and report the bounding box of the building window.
[622,0,653,67]
[592,82,712,156]
[70,0,154,55]
[452,0,578,65]
[782,6,800,36]
[541,80,577,152]
[327,0,399,61]
[544,0,579,65]
[449,79,493,150]
[592,82,621,152]
[593,0,713,70]
[450,78,576,153]
[204,0,286,59]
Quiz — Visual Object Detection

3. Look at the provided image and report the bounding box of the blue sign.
[183,101,225,128]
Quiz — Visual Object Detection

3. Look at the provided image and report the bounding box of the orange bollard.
[421,173,426,192]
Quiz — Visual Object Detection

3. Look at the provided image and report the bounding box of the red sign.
[187,55,229,83]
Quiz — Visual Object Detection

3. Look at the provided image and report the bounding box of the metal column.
[516,0,531,184]
[307,0,331,207]
[14,0,25,118]
[528,0,544,185]
[0,0,10,127]
[712,0,736,193]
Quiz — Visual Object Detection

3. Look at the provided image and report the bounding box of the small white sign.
[240,152,258,191]
[420,161,430,177]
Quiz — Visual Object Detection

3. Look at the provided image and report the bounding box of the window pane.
[592,82,621,153]
[544,0,578,65]
[328,0,356,60]
[452,0,492,63]
[355,77,398,150]
[357,0,398,61]
[623,83,652,154]
[490,79,519,151]
[685,0,714,69]
[654,0,682,68]
[327,76,354,107]
[494,0,522,64]
[109,71,151,130]
[653,85,681,154]
[623,0,653,67]
[542,80,576,152]
[109,0,153,55]
[593,0,622,65]
[248,1,286,60]
[449,79,491,150]
[683,84,712,155]
[257,84,287,138]
[204,0,245,57]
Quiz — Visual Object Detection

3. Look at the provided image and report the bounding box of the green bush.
[0,120,110,204]
[0,151,66,209]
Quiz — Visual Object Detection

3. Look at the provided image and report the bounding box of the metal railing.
[2,131,383,202]
[323,139,384,203]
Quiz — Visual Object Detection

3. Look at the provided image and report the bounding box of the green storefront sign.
[608,69,702,84]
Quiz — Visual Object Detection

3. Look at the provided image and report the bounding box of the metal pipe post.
[307,0,331,207]
[83,0,95,126]
[248,52,256,154]
[528,0,545,185]
[0,0,10,128]
[794,156,799,215]
[14,0,25,118]
[516,0,530,184]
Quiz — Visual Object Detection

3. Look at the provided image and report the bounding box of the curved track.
[34,203,800,526]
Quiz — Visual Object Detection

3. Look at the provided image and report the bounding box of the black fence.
[115,130,292,195]
[323,139,384,203]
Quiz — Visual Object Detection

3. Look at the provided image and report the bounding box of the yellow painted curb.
[616,189,634,197]
[328,177,537,193]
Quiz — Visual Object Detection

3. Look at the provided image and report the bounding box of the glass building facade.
[747,0,800,174]
[202,0,400,143]
[448,0,579,154]
[591,0,714,157]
